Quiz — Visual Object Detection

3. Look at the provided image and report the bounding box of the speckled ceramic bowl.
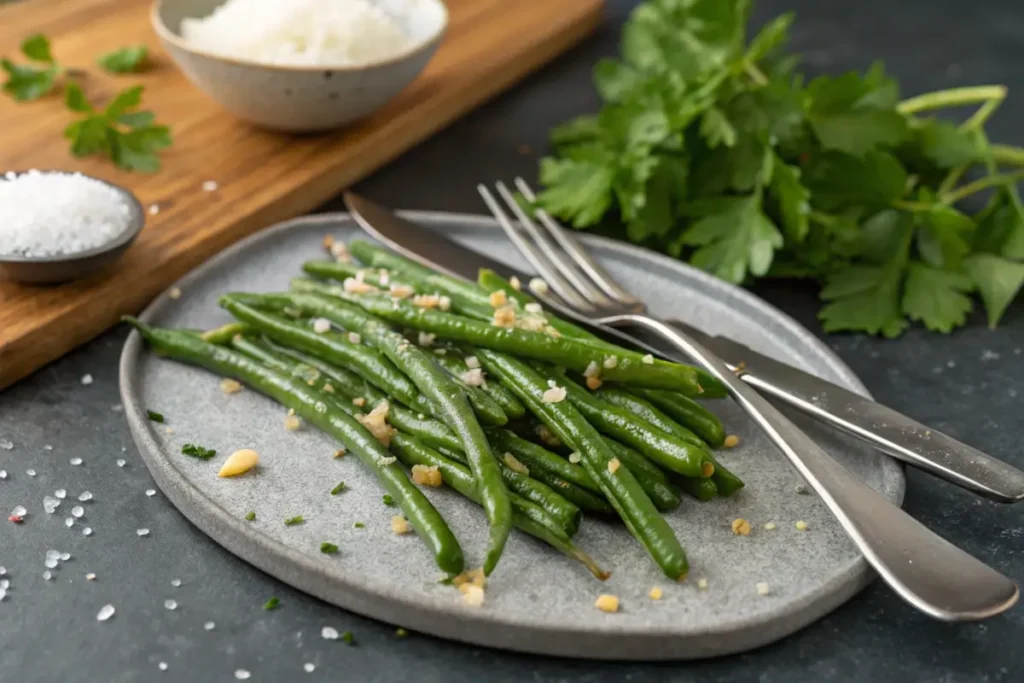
[151,0,448,132]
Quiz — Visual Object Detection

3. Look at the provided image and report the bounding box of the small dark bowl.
[0,172,146,285]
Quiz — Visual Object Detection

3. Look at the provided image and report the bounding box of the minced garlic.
[356,402,395,446]
[411,464,442,487]
[541,385,567,403]
[595,594,619,613]
[220,378,243,394]
[391,516,410,534]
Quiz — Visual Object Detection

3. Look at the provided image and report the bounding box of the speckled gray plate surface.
[119,212,905,660]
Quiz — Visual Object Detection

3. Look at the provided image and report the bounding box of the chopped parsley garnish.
[330,482,346,495]
[96,45,148,74]
[244,511,256,521]
[284,516,304,526]
[320,542,339,555]
[181,443,216,460]
[341,631,355,645]
[263,597,280,611]
[146,410,164,423]
[353,522,365,529]
[395,628,408,637]
[382,494,395,507]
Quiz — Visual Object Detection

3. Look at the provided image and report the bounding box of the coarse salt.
[0,171,133,258]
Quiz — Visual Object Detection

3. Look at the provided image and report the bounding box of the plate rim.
[119,210,905,660]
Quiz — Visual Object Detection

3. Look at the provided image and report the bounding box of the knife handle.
[660,319,1024,504]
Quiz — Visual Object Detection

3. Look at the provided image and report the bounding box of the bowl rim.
[0,170,146,265]
[150,0,450,72]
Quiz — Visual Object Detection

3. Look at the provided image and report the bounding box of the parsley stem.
[744,62,768,86]
[890,198,933,212]
[990,144,1024,168]
[896,85,1007,116]
[941,169,1024,204]
[938,165,968,196]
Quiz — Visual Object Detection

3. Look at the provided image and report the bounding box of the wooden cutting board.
[0,0,603,389]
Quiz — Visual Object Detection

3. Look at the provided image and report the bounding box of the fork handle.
[608,312,1019,621]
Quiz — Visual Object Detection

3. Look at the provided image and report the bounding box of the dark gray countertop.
[2,0,1023,680]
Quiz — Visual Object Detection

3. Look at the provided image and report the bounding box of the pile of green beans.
[128,238,743,582]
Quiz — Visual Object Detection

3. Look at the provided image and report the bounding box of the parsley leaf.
[320,542,340,555]
[964,253,1024,328]
[2,60,58,101]
[97,45,148,74]
[916,119,982,168]
[768,154,810,242]
[901,263,974,333]
[146,410,164,423]
[63,85,171,172]
[673,192,783,283]
[699,107,737,149]
[284,515,305,526]
[21,34,54,63]
[537,157,614,228]
[263,597,280,611]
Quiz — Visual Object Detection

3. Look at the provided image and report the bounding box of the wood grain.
[0,0,604,389]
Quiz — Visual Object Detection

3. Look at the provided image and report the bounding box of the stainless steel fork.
[478,177,1019,622]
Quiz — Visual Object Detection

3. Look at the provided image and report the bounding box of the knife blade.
[343,191,1024,503]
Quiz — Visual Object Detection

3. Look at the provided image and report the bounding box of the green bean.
[289,282,703,393]
[536,368,711,479]
[599,440,683,512]
[475,349,688,580]
[388,433,608,580]
[200,322,250,345]
[678,476,719,501]
[258,338,385,402]
[597,388,707,447]
[240,291,512,575]
[635,389,727,447]
[432,352,526,419]
[435,445,580,537]
[125,318,464,575]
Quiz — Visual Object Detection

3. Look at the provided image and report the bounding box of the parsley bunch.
[536,0,1024,336]
[2,35,167,171]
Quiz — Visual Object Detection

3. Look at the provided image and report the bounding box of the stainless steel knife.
[344,191,1024,504]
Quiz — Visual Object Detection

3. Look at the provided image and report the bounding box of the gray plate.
[119,212,905,660]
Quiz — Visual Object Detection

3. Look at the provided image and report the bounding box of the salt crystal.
[164,599,177,610]
[71,506,85,518]
[86,573,96,581]
[65,517,74,528]
[304,663,315,673]
[81,374,93,385]
[321,626,340,640]
[234,670,251,680]
[82,527,93,537]
[0,567,6,575]
[982,349,1000,361]
[44,558,58,569]
[0,588,5,601]
[137,528,150,537]
[204,621,216,631]
[60,552,70,561]
[0,579,8,589]
[43,496,60,514]
[0,439,12,450]
[79,491,93,501]
[11,505,26,517]
[158,662,168,671]
[43,444,52,451]
[26,469,36,477]
[116,459,126,467]
[55,489,66,499]
[0,171,133,257]
[171,579,181,587]
[43,571,52,580]
[0,470,6,479]
[146,489,156,497]
[202,180,218,192]
[70,457,83,466]
[46,549,60,562]
[149,204,160,215]
[96,604,115,621]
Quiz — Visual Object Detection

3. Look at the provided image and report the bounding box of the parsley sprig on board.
[536,0,1024,336]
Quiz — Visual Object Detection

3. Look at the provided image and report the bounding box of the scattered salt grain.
[45,558,58,569]
[981,349,1000,361]
[116,459,126,468]
[756,582,771,596]
[26,469,36,477]
[70,457,83,466]
[158,662,168,671]
[78,491,93,502]
[149,204,160,216]
[55,489,66,499]
[0,171,134,258]
[0,470,6,479]
[204,621,216,631]
[43,444,52,450]
[0,588,5,601]
[46,550,60,562]
[0,439,12,450]
[60,551,70,561]
[235,670,251,680]
[146,489,156,497]
[304,663,316,673]
[65,517,74,528]
[71,506,85,518]
[322,626,340,640]
[43,571,52,580]
[96,604,115,621]
[81,374,94,385]
[0,579,8,589]
[43,496,60,514]
[11,505,26,517]
[0,567,6,576]
[137,528,150,537]
[85,573,96,581]
[171,579,181,587]
[82,527,93,537]
[202,180,218,192]
[164,599,178,610]
[312,318,331,334]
